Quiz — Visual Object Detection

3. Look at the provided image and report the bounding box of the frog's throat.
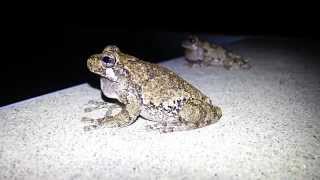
[104,68,118,82]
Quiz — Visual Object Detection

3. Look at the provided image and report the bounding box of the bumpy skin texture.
[82,45,222,133]
[182,35,251,70]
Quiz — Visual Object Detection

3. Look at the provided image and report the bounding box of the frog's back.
[128,60,209,106]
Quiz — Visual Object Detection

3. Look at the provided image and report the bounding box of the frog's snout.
[87,55,100,73]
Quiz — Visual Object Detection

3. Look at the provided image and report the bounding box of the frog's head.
[182,35,200,50]
[87,45,122,82]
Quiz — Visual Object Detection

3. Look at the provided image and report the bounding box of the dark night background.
[1,24,195,106]
[1,12,319,107]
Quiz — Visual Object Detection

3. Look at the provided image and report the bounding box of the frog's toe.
[84,107,95,112]
[82,117,103,131]
[241,63,252,70]
[87,100,96,104]
[145,122,182,133]
[83,124,99,131]
[81,117,95,123]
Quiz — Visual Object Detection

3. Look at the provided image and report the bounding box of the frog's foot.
[183,62,194,68]
[203,61,216,67]
[87,99,108,105]
[145,121,193,133]
[184,59,202,68]
[81,117,116,131]
[240,60,252,70]
[84,100,109,112]
[223,64,233,70]
[82,106,139,131]
[84,100,118,113]
[81,117,102,131]
[145,122,175,133]
[81,116,135,131]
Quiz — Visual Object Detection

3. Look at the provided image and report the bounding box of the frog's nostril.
[87,57,95,70]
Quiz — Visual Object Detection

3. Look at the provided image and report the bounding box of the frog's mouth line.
[103,77,118,83]
[181,42,192,48]
[182,43,198,50]
[89,69,117,83]
[100,76,119,83]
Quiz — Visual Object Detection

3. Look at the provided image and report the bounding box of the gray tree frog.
[182,35,251,70]
[82,45,222,133]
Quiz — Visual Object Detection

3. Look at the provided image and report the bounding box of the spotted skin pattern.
[82,45,222,133]
[182,35,251,70]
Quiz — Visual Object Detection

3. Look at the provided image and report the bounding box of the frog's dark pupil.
[102,56,112,64]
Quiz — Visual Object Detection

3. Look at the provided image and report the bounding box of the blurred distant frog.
[82,45,222,133]
[182,35,251,70]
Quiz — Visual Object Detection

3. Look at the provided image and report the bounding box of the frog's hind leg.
[146,99,222,133]
[178,99,222,130]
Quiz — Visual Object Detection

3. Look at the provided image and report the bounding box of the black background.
[2,24,196,106]
[1,8,319,107]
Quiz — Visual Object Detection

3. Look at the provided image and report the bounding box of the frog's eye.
[102,56,116,68]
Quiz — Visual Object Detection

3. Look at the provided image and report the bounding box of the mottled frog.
[182,35,251,70]
[82,45,222,133]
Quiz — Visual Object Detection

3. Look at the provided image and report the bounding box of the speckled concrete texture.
[1,38,319,180]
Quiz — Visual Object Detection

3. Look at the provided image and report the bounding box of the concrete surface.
[1,38,320,180]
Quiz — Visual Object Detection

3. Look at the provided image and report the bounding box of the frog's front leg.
[82,96,141,131]
[84,100,117,113]
[184,59,202,68]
